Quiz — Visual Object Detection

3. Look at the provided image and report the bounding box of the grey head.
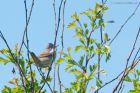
[46,43,54,49]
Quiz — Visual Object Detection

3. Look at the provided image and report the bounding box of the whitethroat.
[30,43,56,68]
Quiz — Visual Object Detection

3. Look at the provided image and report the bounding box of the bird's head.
[46,43,58,50]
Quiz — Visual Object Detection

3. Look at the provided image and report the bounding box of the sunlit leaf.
[70,69,82,75]
[88,72,95,80]
[78,55,85,66]
[0,48,9,54]
[84,73,89,79]
[0,57,9,65]
[72,12,80,21]
[75,45,83,52]
[67,47,72,53]
[67,21,76,29]
[71,82,80,91]
[64,88,73,93]
[104,33,109,42]
[84,23,88,28]
[96,78,102,88]
[80,37,86,45]
[103,45,110,54]
[57,58,65,64]
[124,76,132,82]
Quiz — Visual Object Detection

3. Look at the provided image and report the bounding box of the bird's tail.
[30,52,40,66]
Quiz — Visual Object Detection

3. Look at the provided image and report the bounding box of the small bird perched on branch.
[30,43,56,68]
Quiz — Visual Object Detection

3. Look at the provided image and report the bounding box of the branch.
[19,0,35,52]
[46,0,64,80]
[112,27,140,93]
[0,31,28,93]
[24,0,34,92]
[58,0,67,93]
[53,0,56,92]
[37,68,53,93]
[39,0,64,92]
[109,2,140,45]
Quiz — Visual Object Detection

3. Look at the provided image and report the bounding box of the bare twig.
[109,2,140,45]
[19,0,35,52]
[58,0,67,93]
[97,27,140,92]
[37,68,53,93]
[96,0,104,92]
[113,27,140,93]
[46,0,64,80]
[39,0,64,92]
[53,0,57,92]
[0,31,28,93]
[24,0,34,92]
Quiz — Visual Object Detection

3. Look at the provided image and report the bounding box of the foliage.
[57,2,110,92]
[124,69,140,93]
[0,44,46,93]
[1,1,139,93]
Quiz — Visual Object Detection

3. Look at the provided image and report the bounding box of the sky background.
[0,0,140,93]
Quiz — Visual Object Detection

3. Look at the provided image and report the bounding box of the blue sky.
[0,0,140,93]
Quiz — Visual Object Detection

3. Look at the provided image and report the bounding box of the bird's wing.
[39,50,51,58]
[30,52,40,65]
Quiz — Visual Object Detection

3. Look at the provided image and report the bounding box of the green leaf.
[0,48,9,54]
[91,22,98,29]
[89,46,94,54]
[89,64,98,72]
[89,38,96,44]
[68,59,77,66]
[64,55,72,60]
[2,86,12,93]
[12,86,24,93]
[75,45,83,52]
[95,3,102,12]
[88,72,95,80]
[80,37,86,45]
[96,78,102,88]
[84,23,88,28]
[67,21,76,29]
[70,69,82,75]
[64,88,73,93]
[72,12,80,21]
[78,55,85,66]
[85,29,89,36]
[65,64,73,71]
[67,47,72,53]
[71,82,80,91]
[103,45,110,54]
[76,74,83,81]
[136,69,140,76]
[0,57,9,65]
[124,76,132,82]
[57,58,65,64]
[98,19,104,26]
[104,33,109,42]
[75,27,84,37]
[95,48,102,54]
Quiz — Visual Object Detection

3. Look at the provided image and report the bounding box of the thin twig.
[0,31,28,93]
[53,0,56,92]
[112,27,140,93]
[40,0,64,92]
[24,0,34,92]
[19,0,35,52]
[46,0,64,80]
[37,68,53,93]
[109,2,140,45]
[58,0,67,93]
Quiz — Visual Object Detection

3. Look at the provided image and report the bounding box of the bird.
[30,43,56,68]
